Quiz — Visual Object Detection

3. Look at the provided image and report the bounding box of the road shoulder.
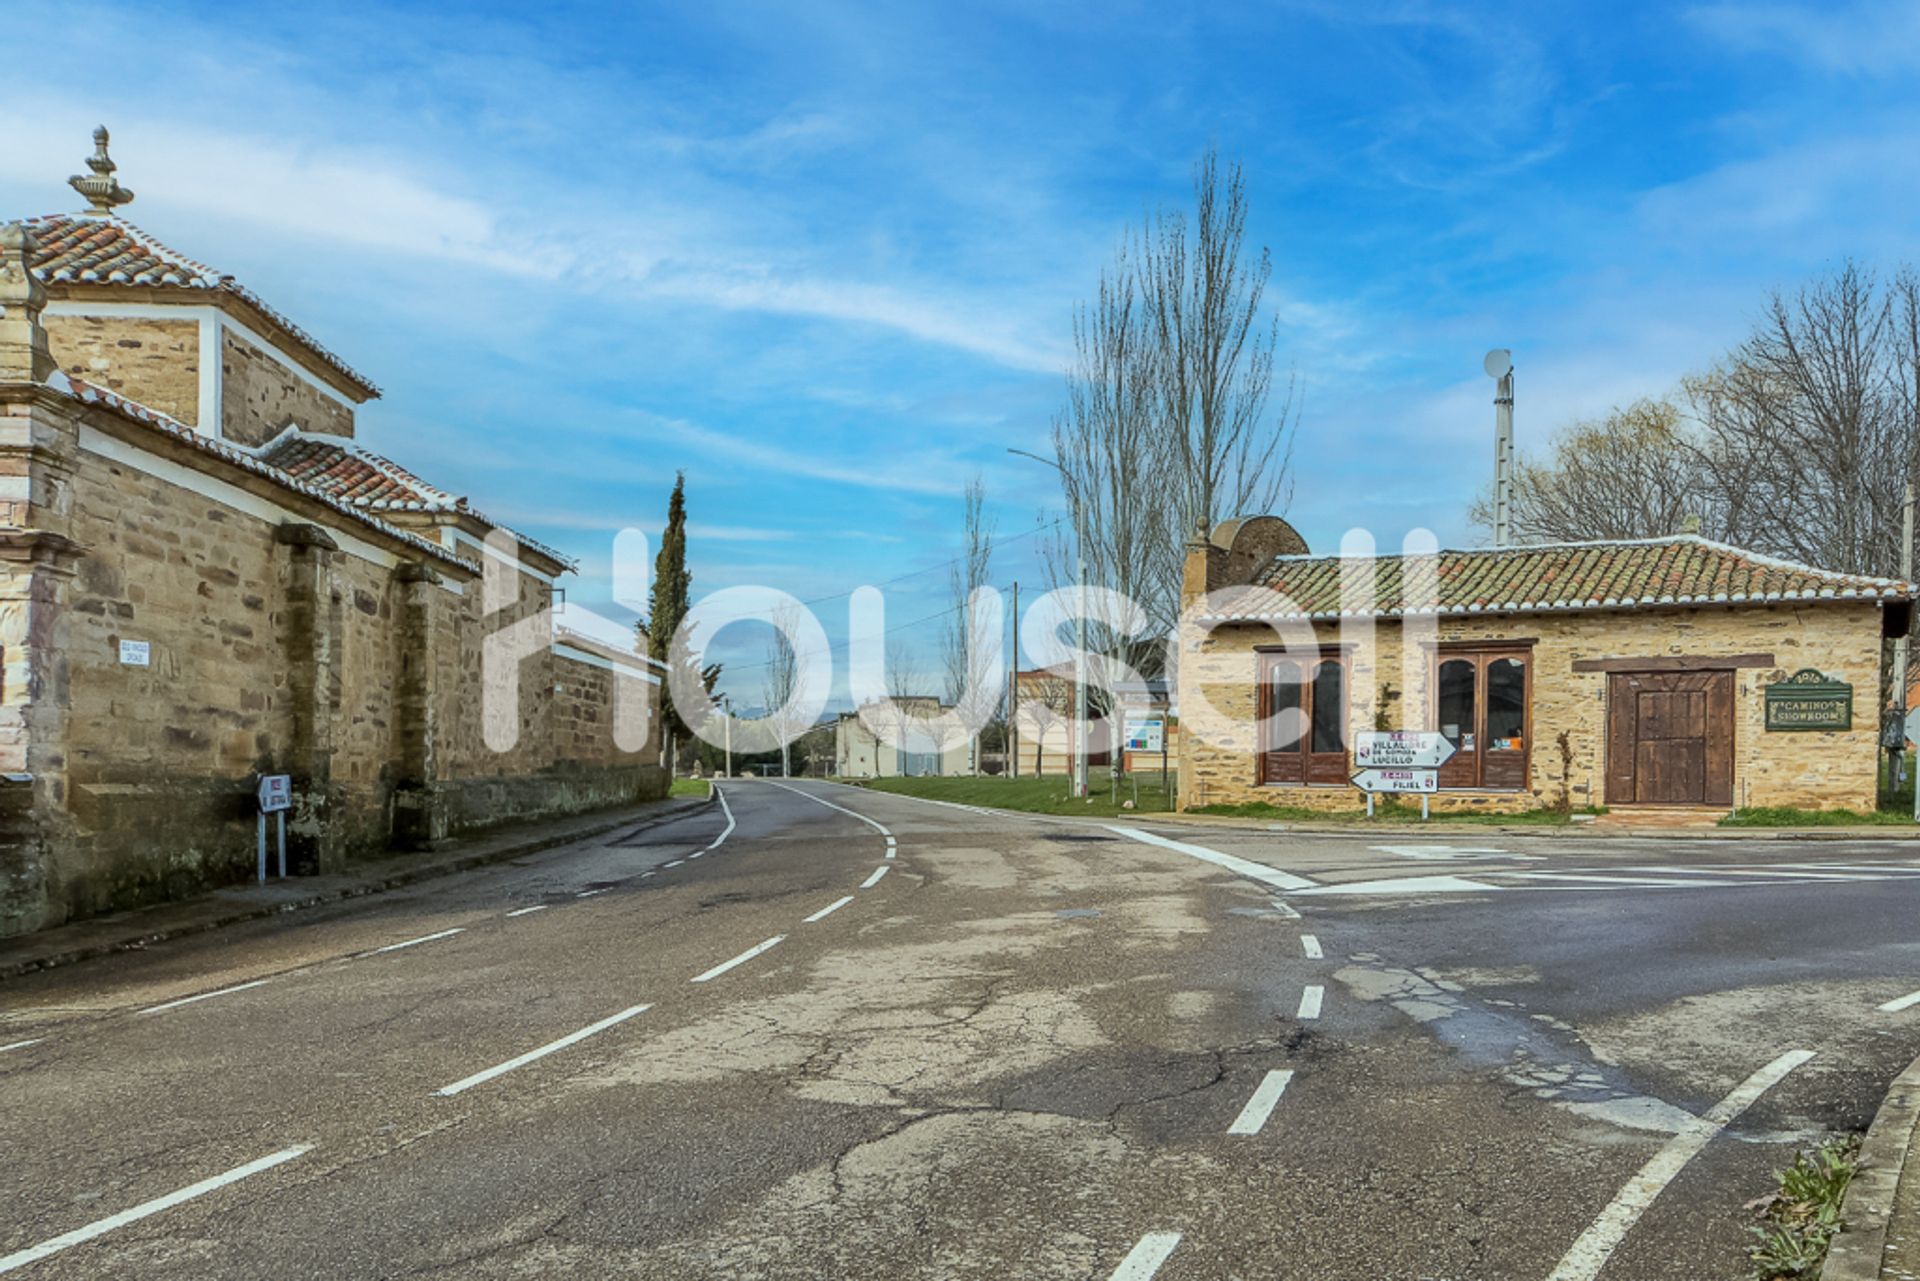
[1826,1050,1920,1281]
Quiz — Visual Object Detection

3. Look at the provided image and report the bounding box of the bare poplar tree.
[941,477,996,773]
[760,601,807,778]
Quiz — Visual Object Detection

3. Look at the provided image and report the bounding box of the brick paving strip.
[0,792,714,981]
[1825,1050,1920,1281]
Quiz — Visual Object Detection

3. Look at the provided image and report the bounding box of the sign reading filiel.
[1354,731,1456,769]
[1350,767,1439,794]
[257,774,292,813]
[1763,669,1853,732]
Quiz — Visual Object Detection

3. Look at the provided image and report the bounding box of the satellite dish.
[1483,348,1512,379]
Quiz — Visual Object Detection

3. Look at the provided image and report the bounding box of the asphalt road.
[1,780,1917,1279]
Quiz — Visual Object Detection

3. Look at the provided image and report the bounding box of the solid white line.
[804,895,856,923]
[1617,866,1873,882]
[1503,872,1737,888]
[1545,1049,1815,1281]
[1301,934,1323,959]
[691,936,786,984]
[1227,1068,1295,1135]
[762,778,892,836]
[861,866,890,889]
[0,1038,44,1054]
[1880,989,1920,1013]
[1110,1231,1181,1279]
[1108,826,1318,891]
[1297,985,1324,1020]
[369,927,465,954]
[137,980,270,1016]
[705,785,738,850]
[435,1004,652,1096]
[505,905,548,917]
[0,1144,313,1274]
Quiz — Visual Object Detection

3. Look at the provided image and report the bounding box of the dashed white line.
[860,866,890,889]
[0,1143,313,1275]
[576,888,609,898]
[663,860,685,869]
[137,980,270,1016]
[1300,934,1323,959]
[1110,1231,1181,1279]
[1107,826,1318,892]
[688,850,705,860]
[1545,1049,1815,1281]
[1880,989,1920,1013]
[804,895,856,923]
[435,1004,652,1096]
[691,936,786,984]
[1226,1068,1295,1135]
[505,905,548,918]
[1297,985,1324,1020]
[0,1038,44,1055]
[705,784,737,850]
[369,927,465,954]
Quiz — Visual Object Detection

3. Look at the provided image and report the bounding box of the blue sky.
[5,0,1918,704]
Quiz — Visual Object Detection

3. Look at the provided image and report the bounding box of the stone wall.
[220,327,354,445]
[45,314,202,426]
[1178,603,1887,814]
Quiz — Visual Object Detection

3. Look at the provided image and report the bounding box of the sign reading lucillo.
[1763,669,1854,731]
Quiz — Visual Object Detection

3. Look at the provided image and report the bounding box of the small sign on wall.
[118,639,151,667]
[1763,668,1853,731]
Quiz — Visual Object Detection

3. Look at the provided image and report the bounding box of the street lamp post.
[1009,448,1089,799]
[718,693,733,779]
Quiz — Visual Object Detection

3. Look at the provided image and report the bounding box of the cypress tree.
[646,472,693,770]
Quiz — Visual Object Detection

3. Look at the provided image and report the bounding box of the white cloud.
[1687,1,1920,74]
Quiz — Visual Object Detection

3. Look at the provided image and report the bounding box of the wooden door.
[1605,671,1734,806]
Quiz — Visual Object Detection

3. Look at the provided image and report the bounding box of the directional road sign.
[1354,731,1456,770]
[1350,767,1439,794]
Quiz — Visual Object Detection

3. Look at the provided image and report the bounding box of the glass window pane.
[1486,656,1526,750]
[1438,658,1476,751]
[1311,660,1345,754]
[1267,662,1303,754]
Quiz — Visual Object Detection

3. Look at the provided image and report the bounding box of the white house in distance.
[834,699,971,778]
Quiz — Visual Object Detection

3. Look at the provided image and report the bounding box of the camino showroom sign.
[1763,668,1853,731]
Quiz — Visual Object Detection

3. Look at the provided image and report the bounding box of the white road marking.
[1227,1068,1296,1135]
[1297,986,1324,1020]
[688,850,705,859]
[1372,843,1527,861]
[1108,826,1318,891]
[0,1143,313,1275]
[1613,866,1868,882]
[575,888,609,898]
[705,785,737,850]
[762,778,893,837]
[691,936,786,984]
[1880,989,1920,1013]
[1110,1231,1181,1279]
[1295,875,1500,897]
[860,866,890,889]
[369,927,465,954]
[663,860,685,869]
[436,1004,652,1096]
[137,980,270,1016]
[804,895,855,923]
[0,1038,44,1054]
[1502,872,1739,888]
[1301,934,1323,959]
[1545,1049,1815,1281]
[505,905,548,918]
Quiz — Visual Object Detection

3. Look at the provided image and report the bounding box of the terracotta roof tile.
[1203,536,1913,621]
[25,213,379,398]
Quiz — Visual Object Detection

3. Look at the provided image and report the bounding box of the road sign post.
[257,774,291,882]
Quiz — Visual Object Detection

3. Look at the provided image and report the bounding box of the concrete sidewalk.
[1828,1053,1920,1281]
[0,792,714,981]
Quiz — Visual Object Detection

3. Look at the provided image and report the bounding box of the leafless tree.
[759,601,808,778]
[941,476,996,774]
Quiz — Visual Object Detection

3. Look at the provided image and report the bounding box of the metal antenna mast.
[1485,349,1515,548]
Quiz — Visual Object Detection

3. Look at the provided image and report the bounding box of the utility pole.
[1900,481,1916,820]
[719,693,733,779]
[1007,448,1091,798]
[1008,581,1020,779]
[1486,349,1515,548]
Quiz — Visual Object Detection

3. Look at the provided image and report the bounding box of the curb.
[1825,1050,1920,1281]
[0,792,715,983]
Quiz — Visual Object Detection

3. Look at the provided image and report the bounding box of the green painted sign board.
[1763,668,1853,732]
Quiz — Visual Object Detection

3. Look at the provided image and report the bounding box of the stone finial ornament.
[0,222,56,382]
[68,125,134,215]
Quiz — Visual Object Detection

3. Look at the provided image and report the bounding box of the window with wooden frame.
[1258,649,1349,786]
[1433,644,1532,791]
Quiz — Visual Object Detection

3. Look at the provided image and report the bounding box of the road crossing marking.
[1297,986,1324,1020]
[804,895,855,923]
[137,980,270,1016]
[1372,844,1531,861]
[1502,872,1740,888]
[1301,934,1323,958]
[1110,1231,1181,1279]
[369,927,466,954]
[1545,1049,1814,1281]
[1108,827,1318,891]
[692,936,786,983]
[861,866,890,889]
[1880,989,1920,1013]
[0,1144,313,1275]
[1227,1069,1295,1135]
[436,1004,652,1096]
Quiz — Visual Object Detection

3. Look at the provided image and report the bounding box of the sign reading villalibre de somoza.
[1763,669,1854,732]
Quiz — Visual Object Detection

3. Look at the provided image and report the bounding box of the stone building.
[1178,516,1912,815]
[834,699,973,778]
[0,130,666,939]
